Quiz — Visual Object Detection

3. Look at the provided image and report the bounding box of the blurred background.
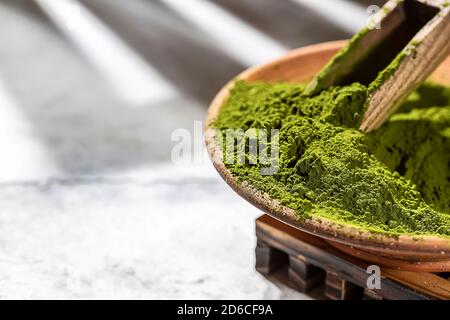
[0,0,386,299]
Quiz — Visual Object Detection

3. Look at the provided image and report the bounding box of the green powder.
[213,81,450,237]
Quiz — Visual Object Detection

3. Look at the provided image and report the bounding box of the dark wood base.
[255,215,450,300]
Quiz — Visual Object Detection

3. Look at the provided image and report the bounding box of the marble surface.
[0,163,309,299]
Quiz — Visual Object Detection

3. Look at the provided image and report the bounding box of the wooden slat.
[256,215,447,299]
[383,270,450,300]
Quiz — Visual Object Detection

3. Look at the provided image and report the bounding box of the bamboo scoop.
[304,0,450,132]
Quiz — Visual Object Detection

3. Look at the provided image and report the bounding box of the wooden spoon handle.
[361,1,450,132]
[304,0,450,132]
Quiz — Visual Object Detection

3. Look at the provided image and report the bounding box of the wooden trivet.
[255,215,450,300]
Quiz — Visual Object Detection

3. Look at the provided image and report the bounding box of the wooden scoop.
[304,0,450,132]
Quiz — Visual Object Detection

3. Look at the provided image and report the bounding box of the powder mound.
[213,81,450,237]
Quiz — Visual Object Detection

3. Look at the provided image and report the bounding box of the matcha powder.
[213,81,450,237]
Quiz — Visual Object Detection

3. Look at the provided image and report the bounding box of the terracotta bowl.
[205,40,450,272]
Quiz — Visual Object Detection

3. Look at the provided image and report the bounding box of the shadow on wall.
[0,2,204,174]
[212,0,351,48]
[80,0,247,105]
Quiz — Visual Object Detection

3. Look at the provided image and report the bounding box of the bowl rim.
[204,40,450,257]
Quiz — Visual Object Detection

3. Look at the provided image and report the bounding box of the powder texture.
[213,81,450,237]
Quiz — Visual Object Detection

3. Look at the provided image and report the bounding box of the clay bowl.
[205,40,450,272]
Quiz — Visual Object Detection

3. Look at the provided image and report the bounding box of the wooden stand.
[255,215,450,300]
